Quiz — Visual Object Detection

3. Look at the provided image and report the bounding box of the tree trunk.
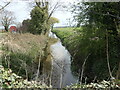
[51,25,54,31]
[106,30,113,78]
[5,26,8,32]
[116,62,120,79]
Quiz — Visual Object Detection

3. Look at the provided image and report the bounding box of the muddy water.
[49,32,77,88]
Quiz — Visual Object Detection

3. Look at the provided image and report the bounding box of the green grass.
[1,33,57,80]
[53,27,81,31]
[53,27,76,38]
[52,27,82,47]
[53,27,82,36]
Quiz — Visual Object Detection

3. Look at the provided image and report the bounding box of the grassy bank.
[0,32,119,89]
[52,27,79,48]
[52,27,81,54]
[1,33,57,80]
[0,32,59,88]
[52,27,120,83]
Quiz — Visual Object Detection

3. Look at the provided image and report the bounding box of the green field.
[53,27,81,31]
[52,27,81,43]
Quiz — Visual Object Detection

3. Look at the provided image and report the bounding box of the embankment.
[1,33,57,80]
[52,27,120,82]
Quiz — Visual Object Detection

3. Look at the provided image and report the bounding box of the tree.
[28,0,62,35]
[35,0,61,20]
[1,10,15,32]
[30,4,49,34]
[71,2,120,81]
[49,17,59,30]
[20,19,31,33]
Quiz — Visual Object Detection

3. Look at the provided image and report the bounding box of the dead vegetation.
[3,33,47,53]
[1,33,57,81]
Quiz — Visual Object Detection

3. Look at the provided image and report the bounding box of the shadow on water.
[49,32,77,88]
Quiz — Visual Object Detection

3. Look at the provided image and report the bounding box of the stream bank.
[49,32,77,88]
[1,32,120,89]
[52,28,120,83]
[1,33,57,80]
[1,32,77,88]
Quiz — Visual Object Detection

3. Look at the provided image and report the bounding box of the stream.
[49,32,77,88]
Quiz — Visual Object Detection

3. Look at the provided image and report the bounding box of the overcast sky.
[0,0,78,28]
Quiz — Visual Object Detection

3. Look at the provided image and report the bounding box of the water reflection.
[50,32,77,88]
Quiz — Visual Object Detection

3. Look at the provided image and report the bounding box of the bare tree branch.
[91,10,120,20]
[79,53,91,87]
[1,10,15,32]
[0,2,10,11]
[106,30,113,79]
[47,2,60,21]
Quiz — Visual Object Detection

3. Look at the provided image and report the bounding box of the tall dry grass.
[1,33,53,80]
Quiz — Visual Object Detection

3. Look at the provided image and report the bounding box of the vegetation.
[48,17,59,30]
[0,65,48,88]
[53,2,120,83]
[1,0,120,89]
[19,3,59,36]
[1,10,15,32]
[67,80,120,89]
[1,33,57,80]
[53,26,120,88]
[1,64,119,89]
[30,5,49,35]
[72,2,120,81]
[0,1,59,88]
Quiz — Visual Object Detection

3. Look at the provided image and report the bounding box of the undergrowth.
[1,33,57,80]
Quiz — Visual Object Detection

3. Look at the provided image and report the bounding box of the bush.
[0,65,48,88]
[1,33,48,80]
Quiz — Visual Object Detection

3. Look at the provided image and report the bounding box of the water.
[49,32,77,88]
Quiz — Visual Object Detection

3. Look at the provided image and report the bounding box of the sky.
[0,0,78,28]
